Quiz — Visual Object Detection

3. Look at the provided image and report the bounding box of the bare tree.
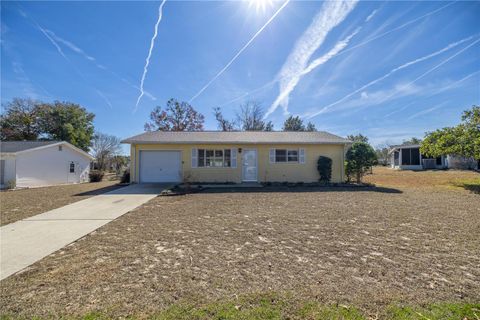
[236,101,273,131]
[213,107,236,131]
[375,143,391,166]
[90,132,122,171]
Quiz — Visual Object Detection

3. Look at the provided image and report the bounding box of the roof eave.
[121,140,350,145]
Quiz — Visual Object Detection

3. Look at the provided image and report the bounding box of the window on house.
[69,162,75,173]
[275,149,287,162]
[401,148,420,165]
[436,156,442,165]
[275,149,298,163]
[288,150,298,162]
[197,149,231,167]
[58,145,63,151]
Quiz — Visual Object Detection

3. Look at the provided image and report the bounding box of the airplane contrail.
[384,69,480,118]
[37,22,114,109]
[265,22,360,118]
[380,37,480,102]
[266,0,359,118]
[37,25,69,60]
[304,35,478,119]
[188,0,290,103]
[27,12,157,102]
[216,1,457,110]
[134,0,167,112]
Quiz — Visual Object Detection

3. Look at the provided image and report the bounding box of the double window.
[198,149,231,167]
[275,149,299,163]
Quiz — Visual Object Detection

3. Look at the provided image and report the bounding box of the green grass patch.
[385,303,480,320]
[1,295,479,320]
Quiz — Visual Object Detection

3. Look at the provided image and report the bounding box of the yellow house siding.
[130,143,346,183]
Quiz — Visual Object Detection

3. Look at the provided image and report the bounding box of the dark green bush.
[89,170,104,182]
[317,156,332,182]
[345,142,377,183]
[120,169,130,184]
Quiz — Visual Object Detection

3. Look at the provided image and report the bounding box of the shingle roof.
[121,131,350,145]
[0,141,60,153]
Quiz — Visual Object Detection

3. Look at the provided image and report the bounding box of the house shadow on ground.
[74,184,126,196]
[73,183,172,196]
[192,185,403,194]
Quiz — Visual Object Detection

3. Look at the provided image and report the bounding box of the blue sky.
[1,0,479,151]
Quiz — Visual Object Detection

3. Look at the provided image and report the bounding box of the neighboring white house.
[0,141,93,188]
[389,144,478,170]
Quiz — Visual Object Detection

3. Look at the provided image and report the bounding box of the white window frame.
[270,148,305,164]
[196,148,233,168]
[274,149,299,163]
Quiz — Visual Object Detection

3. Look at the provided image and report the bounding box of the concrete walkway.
[0,184,167,280]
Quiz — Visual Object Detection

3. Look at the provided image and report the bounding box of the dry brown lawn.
[364,166,480,191]
[0,180,122,226]
[1,168,479,317]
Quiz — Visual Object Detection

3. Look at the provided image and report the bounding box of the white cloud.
[265,0,358,118]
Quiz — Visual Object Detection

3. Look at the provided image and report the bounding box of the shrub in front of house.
[120,169,130,184]
[89,170,104,182]
[317,156,332,183]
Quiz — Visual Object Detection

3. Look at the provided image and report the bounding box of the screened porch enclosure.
[401,148,420,166]
[390,145,446,170]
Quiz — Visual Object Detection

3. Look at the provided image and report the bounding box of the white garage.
[0,141,93,189]
[139,150,182,183]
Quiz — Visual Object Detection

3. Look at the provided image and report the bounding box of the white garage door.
[139,151,182,183]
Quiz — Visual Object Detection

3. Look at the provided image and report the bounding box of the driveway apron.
[0,184,168,280]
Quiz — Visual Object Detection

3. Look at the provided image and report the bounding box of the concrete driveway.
[0,184,168,280]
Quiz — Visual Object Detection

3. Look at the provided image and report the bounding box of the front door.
[242,149,257,182]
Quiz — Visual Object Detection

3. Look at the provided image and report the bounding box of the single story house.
[121,131,351,184]
[389,144,478,170]
[0,141,93,188]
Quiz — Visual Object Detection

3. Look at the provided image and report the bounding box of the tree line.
[0,98,125,172]
[2,97,478,181]
[144,98,317,132]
